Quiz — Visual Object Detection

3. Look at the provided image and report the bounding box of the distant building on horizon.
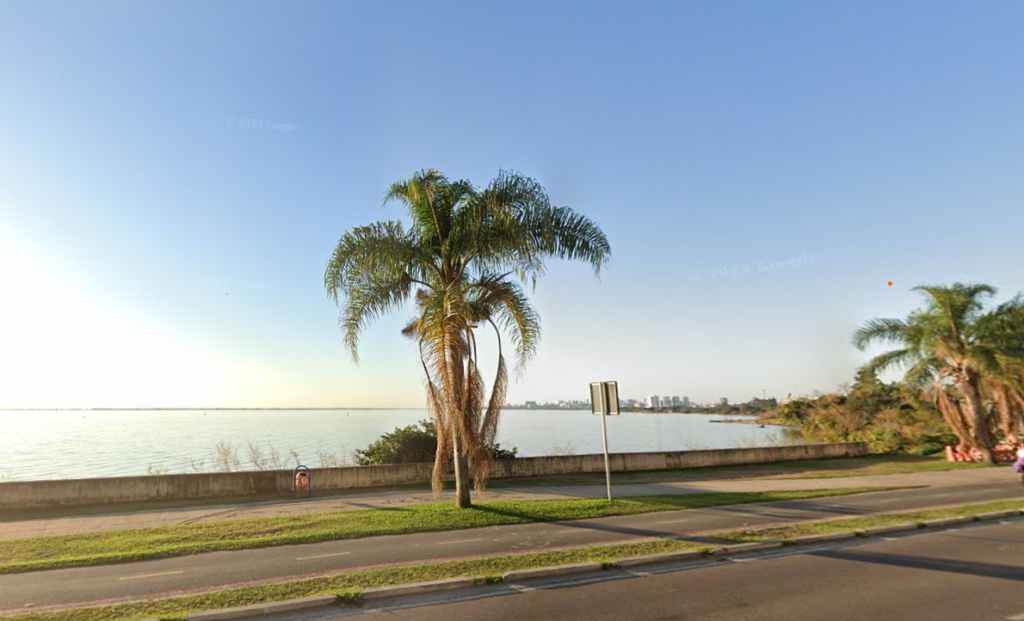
[719,397,729,406]
[647,395,660,409]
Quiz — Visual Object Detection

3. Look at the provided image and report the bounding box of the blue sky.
[2,1,1023,409]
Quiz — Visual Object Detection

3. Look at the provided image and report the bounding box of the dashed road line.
[295,551,352,561]
[118,570,184,581]
[437,538,483,545]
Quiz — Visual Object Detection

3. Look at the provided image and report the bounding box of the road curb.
[974,509,1023,521]
[920,516,976,529]
[361,577,475,601]
[504,562,605,582]
[785,531,858,544]
[714,541,785,556]
[613,549,707,567]
[184,595,338,620]
[857,523,920,537]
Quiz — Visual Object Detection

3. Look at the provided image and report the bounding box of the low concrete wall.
[0,443,867,510]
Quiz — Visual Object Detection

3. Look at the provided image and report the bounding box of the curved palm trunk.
[935,388,971,451]
[990,385,1019,442]
[1010,387,1024,443]
[958,373,996,462]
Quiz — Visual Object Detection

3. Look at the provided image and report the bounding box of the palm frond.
[338,277,413,363]
[324,221,432,302]
[852,318,910,351]
[858,348,916,378]
[901,357,943,391]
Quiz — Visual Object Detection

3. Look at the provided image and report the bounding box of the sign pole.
[601,400,612,502]
[590,380,619,503]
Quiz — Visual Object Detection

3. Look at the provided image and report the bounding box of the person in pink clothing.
[1014,445,1024,490]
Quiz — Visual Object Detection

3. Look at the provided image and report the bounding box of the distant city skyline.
[2,2,1023,409]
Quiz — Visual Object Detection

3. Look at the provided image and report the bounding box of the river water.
[0,409,799,481]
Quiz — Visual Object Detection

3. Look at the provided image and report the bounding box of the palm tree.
[325,169,610,507]
[976,296,1024,443]
[852,283,1024,462]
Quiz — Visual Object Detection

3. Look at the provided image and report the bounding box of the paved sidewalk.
[1,467,1015,541]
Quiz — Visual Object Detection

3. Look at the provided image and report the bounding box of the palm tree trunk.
[935,389,971,451]
[959,374,996,462]
[451,425,472,508]
[444,327,472,509]
[991,386,1015,441]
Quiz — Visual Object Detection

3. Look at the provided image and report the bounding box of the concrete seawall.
[0,443,867,510]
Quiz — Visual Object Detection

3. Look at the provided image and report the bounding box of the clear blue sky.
[2,1,1023,409]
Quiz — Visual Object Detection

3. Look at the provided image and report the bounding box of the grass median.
[711,498,1024,543]
[587,455,991,484]
[0,487,893,574]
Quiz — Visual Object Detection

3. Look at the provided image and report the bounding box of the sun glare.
[0,241,227,409]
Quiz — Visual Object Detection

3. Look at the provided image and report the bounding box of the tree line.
[771,284,1024,461]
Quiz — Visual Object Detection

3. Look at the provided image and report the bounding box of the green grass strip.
[712,499,1024,543]
[594,455,990,484]
[0,488,891,574]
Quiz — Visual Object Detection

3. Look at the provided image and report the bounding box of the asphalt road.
[3,472,1021,614]
[327,520,1024,621]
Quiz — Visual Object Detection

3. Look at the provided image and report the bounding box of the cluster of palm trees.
[325,170,610,507]
[854,284,1024,462]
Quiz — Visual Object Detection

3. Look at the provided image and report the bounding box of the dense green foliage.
[765,283,1024,458]
[769,374,955,455]
[354,420,517,466]
[851,283,1024,460]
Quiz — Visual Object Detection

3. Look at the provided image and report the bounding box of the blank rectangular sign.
[590,381,620,415]
[590,383,604,414]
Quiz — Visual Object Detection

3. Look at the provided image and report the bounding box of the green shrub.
[354,420,517,466]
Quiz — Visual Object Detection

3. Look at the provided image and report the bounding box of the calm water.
[0,409,799,482]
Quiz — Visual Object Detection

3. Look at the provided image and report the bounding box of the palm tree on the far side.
[325,169,611,507]
[853,283,1024,462]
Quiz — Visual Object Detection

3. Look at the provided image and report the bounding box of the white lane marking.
[119,570,184,581]
[1005,613,1024,621]
[437,538,483,545]
[295,551,352,561]
[656,518,688,524]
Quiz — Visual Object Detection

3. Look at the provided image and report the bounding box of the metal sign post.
[590,381,620,502]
